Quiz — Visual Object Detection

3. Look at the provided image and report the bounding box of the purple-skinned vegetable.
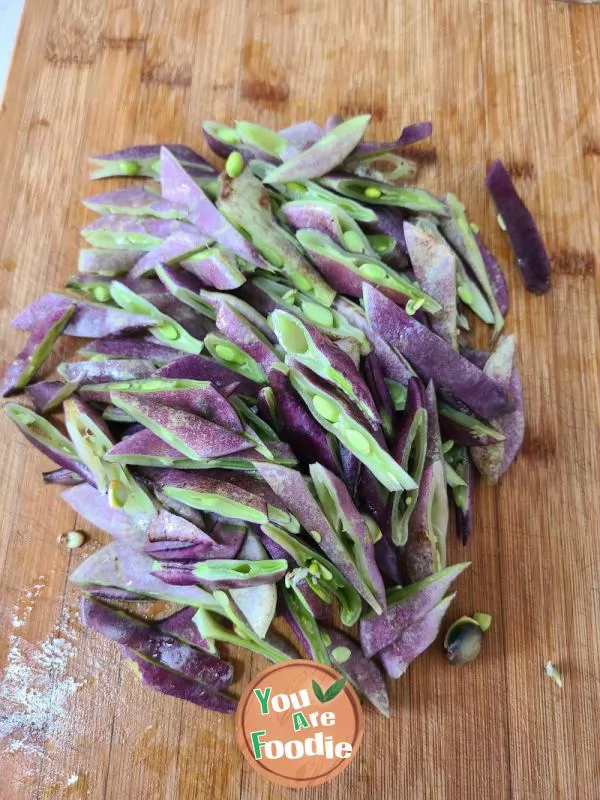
[216,302,280,372]
[4,404,94,485]
[322,625,390,717]
[200,290,276,343]
[82,214,199,251]
[319,173,448,216]
[61,483,148,544]
[388,377,427,546]
[437,401,506,447]
[278,120,323,153]
[228,528,279,638]
[181,246,246,290]
[122,649,236,714]
[403,381,449,582]
[324,115,344,133]
[282,582,331,665]
[1,304,75,396]
[271,310,379,426]
[445,444,473,544]
[43,468,83,486]
[362,351,395,440]
[266,366,341,474]
[157,607,215,654]
[296,229,440,311]
[127,230,212,281]
[26,380,79,414]
[143,508,244,561]
[475,233,509,315]
[154,558,288,590]
[404,221,458,349]
[254,461,383,614]
[264,115,371,184]
[339,444,361,499]
[160,147,267,270]
[79,334,182,365]
[78,249,147,276]
[279,199,377,257]
[359,561,469,658]
[470,335,524,483]
[80,595,233,689]
[158,353,261,397]
[87,587,147,601]
[484,159,551,294]
[350,120,433,159]
[58,358,155,386]
[379,593,455,679]
[89,143,214,180]
[357,468,389,527]
[363,285,513,420]
[374,534,402,585]
[110,392,252,461]
[83,187,189,219]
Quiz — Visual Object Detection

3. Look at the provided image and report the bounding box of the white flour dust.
[11,577,46,629]
[0,583,83,759]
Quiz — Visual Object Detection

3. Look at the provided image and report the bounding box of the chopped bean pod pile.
[1,114,550,716]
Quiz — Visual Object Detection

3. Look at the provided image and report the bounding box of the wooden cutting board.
[0,1,599,798]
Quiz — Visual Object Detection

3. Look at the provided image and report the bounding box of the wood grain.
[0,1,599,798]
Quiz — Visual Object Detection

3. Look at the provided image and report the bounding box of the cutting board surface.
[0,1,599,798]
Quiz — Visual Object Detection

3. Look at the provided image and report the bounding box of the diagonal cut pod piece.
[261,522,362,627]
[309,462,387,613]
[438,401,506,447]
[362,351,395,440]
[319,173,448,216]
[404,221,457,349]
[359,562,469,658]
[110,392,252,460]
[271,310,379,426]
[153,264,215,316]
[264,115,371,183]
[181,245,247,290]
[403,382,449,582]
[440,193,505,338]
[128,229,212,281]
[158,353,261,397]
[474,233,509,315]
[254,462,383,614]
[216,301,280,372]
[155,558,288,590]
[122,650,236,714]
[61,483,148,544]
[82,215,199,251]
[160,147,266,270]
[157,606,216,654]
[349,120,433,159]
[204,333,267,384]
[43,468,83,486]
[282,582,331,665]
[279,199,377,257]
[144,505,244,553]
[79,596,233,690]
[217,168,335,305]
[199,290,276,343]
[89,143,214,180]
[287,362,416,492]
[109,280,204,354]
[79,335,186,365]
[230,529,278,638]
[58,358,155,385]
[1,304,75,397]
[321,625,390,717]
[379,593,455,679]
[363,284,513,420]
[470,335,524,484]
[78,248,146,277]
[82,187,189,219]
[266,366,341,475]
[445,444,473,544]
[484,159,551,294]
[388,377,428,546]
[4,403,94,484]
[296,229,440,311]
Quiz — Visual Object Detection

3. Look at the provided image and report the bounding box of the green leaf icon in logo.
[312,676,347,704]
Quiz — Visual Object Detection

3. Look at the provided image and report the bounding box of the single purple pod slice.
[297,229,440,311]
[4,403,94,484]
[201,121,244,159]
[110,392,253,460]
[339,444,361,498]
[145,507,242,557]
[322,625,390,717]
[282,584,331,665]
[264,115,371,183]
[266,366,341,474]
[216,302,280,372]
[364,207,408,256]
[82,187,189,219]
[78,248,147,277]
[310,462,387,613]
[71,538,217,608]
[160,147,266,270]
[122,649,236,714]
[484,159,551,294]
[26,380,79,414]
[1,304,75,396]
[374,534,402,585]
[404,221,458,349]
[254,461,383,614]
[147,524,246,562]
[87,587,147,601]
[474,233,509,316]
[379,593,455,679]
[189,558,288,590]
[389,377,428,546]
[278,120,323,153]
[357,468,389,526]
[158,353,261,397]
[181,246,246,290]
[362,351,395,440]
[227,528,279,638]
[318,173,448,216]
[89,143,213,179]
[80,595,233,690]
[61,482,149,544]
[363,285,512,421]
[437,401,506,447]
[200,290,275,343]
[58,358,155,385]
[359,562,469,658]
[471,335,525,484]
[157,607,215,653]
[79,334,181,365]
[445,445,473,545]
[350,120,433,159]
[271,310,379,426]
[43,467,83,486]
[279,199,376,257]
[82,214,199,251]
[128,230,213,281]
